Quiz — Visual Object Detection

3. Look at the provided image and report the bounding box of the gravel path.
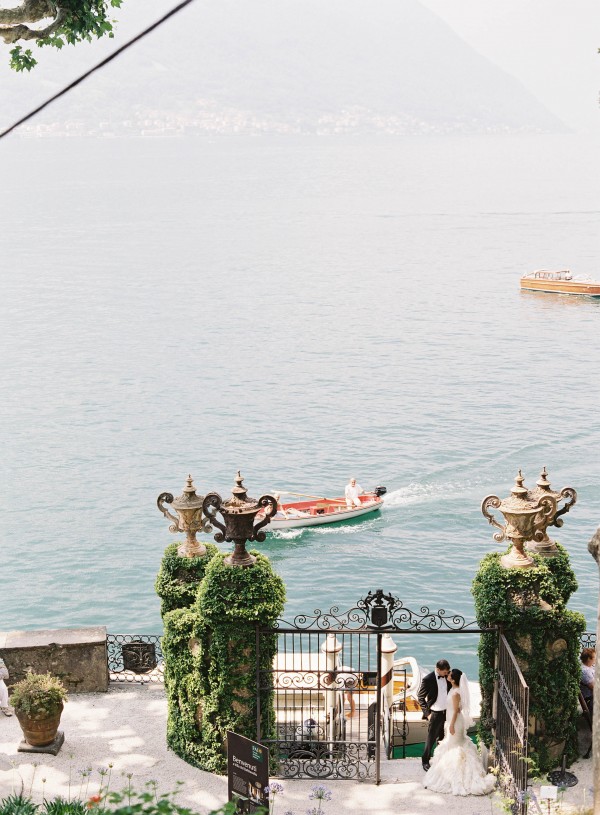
[0,684,593,814]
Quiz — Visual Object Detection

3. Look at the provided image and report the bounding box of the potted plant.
[10,672,68,747]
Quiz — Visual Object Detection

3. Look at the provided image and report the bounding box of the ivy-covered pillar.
[155,541,219,760]
[475,471,585,774]
[165,472,284,773]
[473,549,584,772]
[193,551,285,773]
[587,525,600,814]
[155,474,224,760]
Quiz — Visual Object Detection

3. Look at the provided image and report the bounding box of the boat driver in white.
[270,493,289,519]
[345,477,364,508]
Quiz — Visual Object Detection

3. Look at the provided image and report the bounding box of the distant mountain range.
[1,0,566,136]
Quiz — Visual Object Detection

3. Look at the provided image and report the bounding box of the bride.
[423,668,496,796]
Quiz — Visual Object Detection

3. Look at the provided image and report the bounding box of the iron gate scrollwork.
[494,634,529,815]
[107,634,164,683]
[256,589,494,783]
[580,631,596,650]
[257,624,378,780]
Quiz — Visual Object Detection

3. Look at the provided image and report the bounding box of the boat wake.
[268,485,467,535]
[269,516,380,540]
[311,517,380,535]
[270,528,305,541]
[383,482,470,507]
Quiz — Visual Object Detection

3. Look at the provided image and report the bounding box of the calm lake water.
[1,133,598,675]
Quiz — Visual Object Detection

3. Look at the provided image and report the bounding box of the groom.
[417,658,451,771]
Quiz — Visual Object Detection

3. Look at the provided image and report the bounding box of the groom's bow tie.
[437,675,446,680]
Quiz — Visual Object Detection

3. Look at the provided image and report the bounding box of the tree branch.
[0,0,55,25]
[0,1,65,44]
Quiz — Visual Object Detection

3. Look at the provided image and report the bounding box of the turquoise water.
[1,133,598,676]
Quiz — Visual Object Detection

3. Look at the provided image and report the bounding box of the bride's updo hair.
[450,668,463,686]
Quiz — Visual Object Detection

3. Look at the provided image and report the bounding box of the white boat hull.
[268,501,382,530]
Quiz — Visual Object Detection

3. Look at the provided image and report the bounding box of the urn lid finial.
[511,470,528,500]
[536,467,551,491]
[172,474,204,511]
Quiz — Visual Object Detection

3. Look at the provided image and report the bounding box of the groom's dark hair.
[435,659,450,671]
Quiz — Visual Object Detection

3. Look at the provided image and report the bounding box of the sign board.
[227,731,269,814]
[539,785,558,801]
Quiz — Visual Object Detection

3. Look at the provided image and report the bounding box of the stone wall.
[0,626,109,692]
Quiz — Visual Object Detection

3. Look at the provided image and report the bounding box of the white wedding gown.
[423,688,496,796]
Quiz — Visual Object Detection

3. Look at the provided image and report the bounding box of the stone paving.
[0,684,594,815]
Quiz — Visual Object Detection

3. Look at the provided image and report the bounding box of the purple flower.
[266,783,284,796]
[308,785,332,802]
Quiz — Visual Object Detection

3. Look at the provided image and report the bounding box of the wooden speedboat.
[261,487,386,531]
[520,270,600,297]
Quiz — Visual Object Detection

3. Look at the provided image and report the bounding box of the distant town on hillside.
[1,0,566,138]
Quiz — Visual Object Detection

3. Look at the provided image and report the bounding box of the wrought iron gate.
[257,625,381,780]
[256,589,494,783]
[494,634,529,815]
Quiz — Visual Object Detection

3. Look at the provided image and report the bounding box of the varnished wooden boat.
[261,488,386,530]
[520,270,600,297]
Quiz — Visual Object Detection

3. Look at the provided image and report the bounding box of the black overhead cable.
[0,0,196,140]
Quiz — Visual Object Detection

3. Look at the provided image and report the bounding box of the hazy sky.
[119,0,600,132]
[1,0,598,132]
[419,0,600,132]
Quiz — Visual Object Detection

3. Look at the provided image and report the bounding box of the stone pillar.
[321,633,343,742]
[381,634,398,710]
[192,551,285,773]
[155,541,219,616]
[472,544,585,773]
[587,526,600,815]
[155,541,219,762]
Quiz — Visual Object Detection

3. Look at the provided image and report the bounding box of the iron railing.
[257,627,378,781]
[495,634,529,815]
[107,634,164,683]
[581,631,596,650]
[256,591,496,783]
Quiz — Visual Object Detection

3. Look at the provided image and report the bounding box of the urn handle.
[202,492,227,543]
[251,495,278,542]
[481,495,506,543]
[532,494,557,541]
[157,492,181,534]
[552,486,577,528]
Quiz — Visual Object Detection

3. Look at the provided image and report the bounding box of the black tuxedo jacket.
[417,671,452,720]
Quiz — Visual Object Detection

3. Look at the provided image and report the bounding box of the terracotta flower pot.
[15,703,63,747]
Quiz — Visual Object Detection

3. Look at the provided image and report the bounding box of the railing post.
[492,627,500,744]
[375,632,382,785]
[321,633,343,745]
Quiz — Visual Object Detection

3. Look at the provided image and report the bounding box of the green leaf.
[9,46,37,72]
